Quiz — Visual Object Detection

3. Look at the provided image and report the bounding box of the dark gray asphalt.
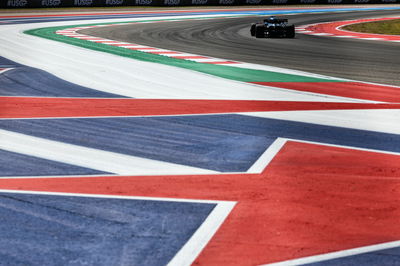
[81,10,400,86]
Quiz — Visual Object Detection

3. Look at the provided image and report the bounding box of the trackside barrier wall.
[1,0,399,8]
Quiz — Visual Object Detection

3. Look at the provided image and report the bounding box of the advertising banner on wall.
[1,0,132,8]
[1,0,399,8]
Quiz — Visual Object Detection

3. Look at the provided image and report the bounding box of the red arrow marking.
[1,141,399,265]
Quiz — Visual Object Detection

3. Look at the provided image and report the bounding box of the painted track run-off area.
[0,5,400,266]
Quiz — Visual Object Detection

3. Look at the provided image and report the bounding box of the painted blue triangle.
[0,192,216,265]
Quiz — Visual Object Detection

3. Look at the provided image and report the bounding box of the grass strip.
[343,19,400,36]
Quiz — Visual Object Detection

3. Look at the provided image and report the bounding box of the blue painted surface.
[0,116,273,172]
[305,246,400,266]
[1,114,399,173]
[1,7,400,25]
[0,192,215,266]
[0,149,108,177]
[0,56,125,98]
[156,114,400,153]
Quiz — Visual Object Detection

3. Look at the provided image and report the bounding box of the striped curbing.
[56,22,241,66]
[296,17,400,42]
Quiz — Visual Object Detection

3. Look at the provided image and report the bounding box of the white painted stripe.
[164,53,198,57]
[156,53,182,56]
[74,26,94,29]
[56,31,75,33]
[85,39,108,42]
[136,49,166,52]
[334,35,357,38]
[61,34,85,37]
[263,240,400,266]
[247,138,287,174]
[146,49,175,53]
[158,19,183,22]
[311,33,333,36]
[227,62,350,83]
[0,189,229,204]
[243,109,400,135]
[0,129,217,176]
[106,42,133,45]
[168,201,236,266]
[0,68,12,74]
[189,58,223,62]
[219,62,240,65]
[94,40,123,43]
[360,38,384,40]
[70,36,97,39]
[74,36,104,40]
[0,174,114,179]
[61,32,82,35]
[104,41,131,45]
[119,45,150,48]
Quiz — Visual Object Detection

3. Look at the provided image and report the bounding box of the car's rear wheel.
[255,25,264,38]
[286,25,295,38]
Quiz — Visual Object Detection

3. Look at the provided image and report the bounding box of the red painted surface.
[254,82,400,103]
[2,97,400,118]
[149,51,181,54]
[1,141,399,265]
[302,17,400,41]
[170,56,209,59]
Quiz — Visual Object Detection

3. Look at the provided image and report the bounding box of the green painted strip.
[25,20,344,83]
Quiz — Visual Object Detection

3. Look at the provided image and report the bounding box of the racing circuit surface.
[80,9,400,86]
[1,5,400,266]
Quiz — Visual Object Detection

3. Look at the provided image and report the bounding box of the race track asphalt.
[80,9,400,86]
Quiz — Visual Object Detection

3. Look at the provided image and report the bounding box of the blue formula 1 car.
[250,16,295,38]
